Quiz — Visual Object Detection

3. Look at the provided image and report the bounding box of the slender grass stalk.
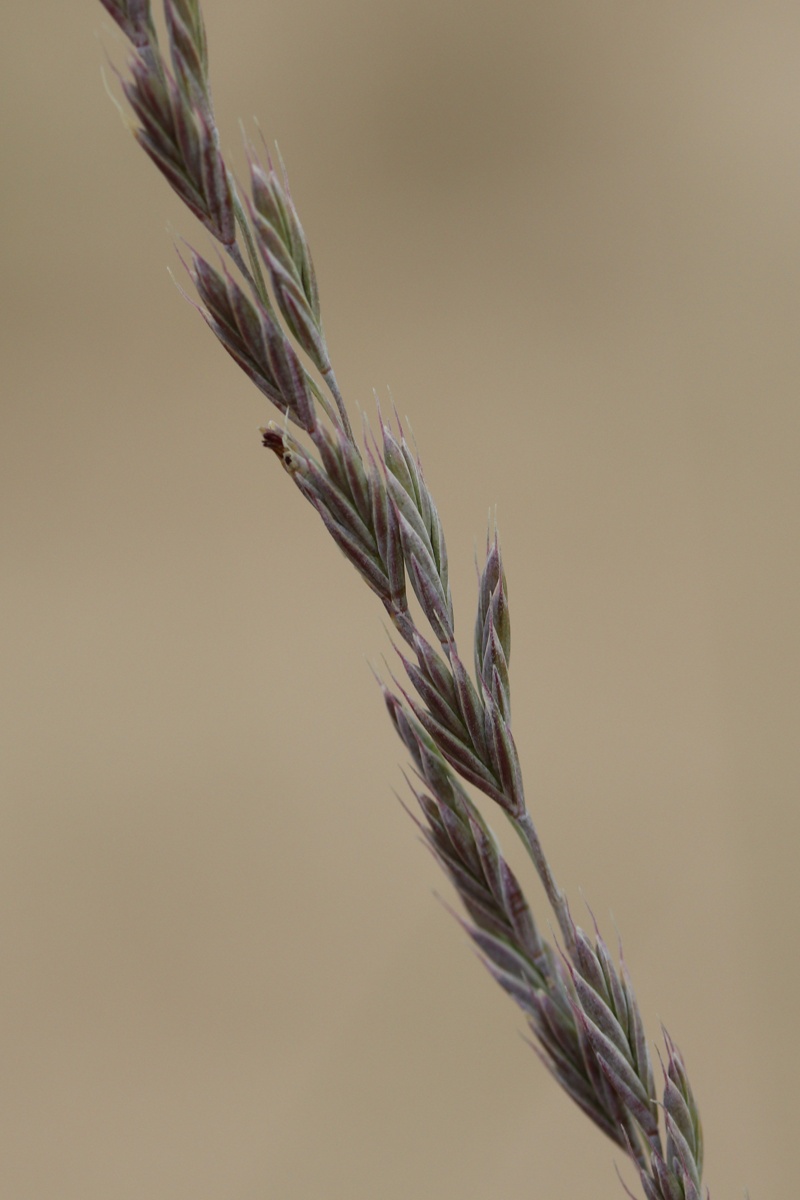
[96,4,716,1197]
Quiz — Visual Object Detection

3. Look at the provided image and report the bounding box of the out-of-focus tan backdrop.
[3,3,798,1197]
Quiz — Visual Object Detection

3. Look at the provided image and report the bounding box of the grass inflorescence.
[97,4,712,1197]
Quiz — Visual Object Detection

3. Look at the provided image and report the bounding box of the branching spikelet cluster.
[97,4,713,1198]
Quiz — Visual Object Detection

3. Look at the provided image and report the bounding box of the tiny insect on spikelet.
[95,3,718,1197]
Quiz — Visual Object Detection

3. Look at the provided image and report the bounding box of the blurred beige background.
[3,2,799,1197]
